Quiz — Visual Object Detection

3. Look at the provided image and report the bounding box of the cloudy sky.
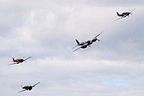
[0,0,144,96]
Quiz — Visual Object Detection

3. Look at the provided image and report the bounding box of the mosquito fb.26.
[73,32,103,52]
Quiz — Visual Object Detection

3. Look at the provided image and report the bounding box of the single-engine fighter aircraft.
[115,8,136,21]
[18,82,40,93]
[73,32,102,52]
[9,56,32,65]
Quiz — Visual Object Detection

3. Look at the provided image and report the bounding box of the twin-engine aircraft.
[18,82,40,93]
[73,32,103,52]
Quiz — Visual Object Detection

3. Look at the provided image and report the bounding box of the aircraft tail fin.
[12,58,15,62]
[75,39,80,45]
[116,12,121,16]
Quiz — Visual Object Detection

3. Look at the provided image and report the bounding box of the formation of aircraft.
[18,82,40,93]
[73,32,103,52]
[115,8,135,21]
[9,56,32,65]
[8,8,135,94]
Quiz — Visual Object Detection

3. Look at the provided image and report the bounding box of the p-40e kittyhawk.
[9,56,32,65]
[18,82,40,93]
[73,32,103,52]
[115,8,136,21]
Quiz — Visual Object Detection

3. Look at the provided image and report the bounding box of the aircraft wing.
[115,17,124,21]
[24,56,32,61]
[9,62,18,65]
[32,82,40,87]
[72,45,78,49]
[94,32,103,39]
[73,47,81,52]
[18,89,27,93]
[130,8,136,12]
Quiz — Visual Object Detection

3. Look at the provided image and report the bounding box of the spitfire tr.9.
[9,56,32,65]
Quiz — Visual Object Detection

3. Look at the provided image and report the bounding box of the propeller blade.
[97,39,100,42]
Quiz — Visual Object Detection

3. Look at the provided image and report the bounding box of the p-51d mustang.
[73,32,103,52]
[115,8,136,21]
[9,56,32,65]
[18,82,40,93]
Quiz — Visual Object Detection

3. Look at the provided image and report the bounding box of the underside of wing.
[94,32,103,38]
[9,62,18,65]
[18,89,27,93]
[73,47,81,52]
[72,45,78,49]
[115,17,124,21]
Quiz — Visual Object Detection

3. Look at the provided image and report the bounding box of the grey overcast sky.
[0,0,144,96]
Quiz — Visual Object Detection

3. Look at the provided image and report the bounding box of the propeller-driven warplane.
[73,41,88,52]
[9,56,32,65]
[18,82,40,93]
[73,32,103,52]
[115,8,136,21]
